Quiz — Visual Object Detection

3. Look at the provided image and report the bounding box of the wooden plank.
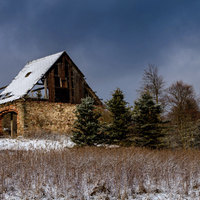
[58,63,62,81]
[74,72,80,104]
[74,71,77,103]
[69,66,72,103]
[61,57,66,80]
[11,113,14,138]
[47,68,55,102]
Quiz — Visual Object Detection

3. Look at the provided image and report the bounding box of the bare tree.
[166,80,200,148]
[138,64,165,104]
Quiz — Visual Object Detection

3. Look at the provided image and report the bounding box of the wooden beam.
[47,68,55,102]
[69,66,72,103]
[11,113,14,138]
[36,83,44,85]
[31,87,44,92]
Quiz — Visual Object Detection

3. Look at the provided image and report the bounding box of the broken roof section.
[0,51,65,104]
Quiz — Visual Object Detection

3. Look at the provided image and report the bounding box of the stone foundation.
[0,99,76,135]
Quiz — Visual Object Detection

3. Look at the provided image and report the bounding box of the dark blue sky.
[1,0,200,104]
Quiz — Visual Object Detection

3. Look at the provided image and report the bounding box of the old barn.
[0,51,102,136]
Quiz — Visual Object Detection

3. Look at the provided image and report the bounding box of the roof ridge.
[26,51,65,65]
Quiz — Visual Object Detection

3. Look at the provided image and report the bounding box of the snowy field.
[1,137,200,200]
[0,136,75,151]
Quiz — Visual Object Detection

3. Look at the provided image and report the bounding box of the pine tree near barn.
[71,97,104,146]
[133,92,165,148]
[105,88,132,144]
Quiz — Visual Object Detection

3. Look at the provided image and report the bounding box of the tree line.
[71,64,200,149]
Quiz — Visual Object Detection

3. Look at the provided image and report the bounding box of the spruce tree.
[71,97,104,146]
[105,88,132,144]
[133,92,165,148]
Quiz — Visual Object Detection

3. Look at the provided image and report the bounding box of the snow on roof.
[0,51,65,104]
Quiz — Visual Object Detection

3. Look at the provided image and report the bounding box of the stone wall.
[0,99,76,135]
[24,100,76,134]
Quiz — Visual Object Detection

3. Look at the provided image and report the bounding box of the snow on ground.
[0,136,75,150]
[1,137,200,199]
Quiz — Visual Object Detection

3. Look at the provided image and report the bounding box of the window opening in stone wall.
[2,112,17,136]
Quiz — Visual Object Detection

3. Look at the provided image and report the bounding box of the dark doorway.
[2,112,17,136]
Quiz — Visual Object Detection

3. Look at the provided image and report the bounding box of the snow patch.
[0,136,75,151]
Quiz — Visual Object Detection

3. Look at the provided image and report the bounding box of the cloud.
[1,0,200,103]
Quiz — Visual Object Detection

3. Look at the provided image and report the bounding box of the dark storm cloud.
[1,0,200,103]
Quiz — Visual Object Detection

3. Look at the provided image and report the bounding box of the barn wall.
[0,99,76,135]
[24,100,76,134]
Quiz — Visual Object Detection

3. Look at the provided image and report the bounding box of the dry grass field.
[1,143,200,199]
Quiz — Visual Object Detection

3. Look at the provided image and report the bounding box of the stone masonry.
[0,99,76,135]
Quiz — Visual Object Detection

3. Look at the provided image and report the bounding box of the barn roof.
[0,51,65,104]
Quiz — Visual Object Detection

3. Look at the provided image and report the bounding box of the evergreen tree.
[105,88,132,144]
[71,97,104,146]
[133,92,165,148]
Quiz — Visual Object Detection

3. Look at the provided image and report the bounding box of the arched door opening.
[2,112,17,137]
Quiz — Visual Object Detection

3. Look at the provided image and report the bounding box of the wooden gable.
[0,51,102,105]
[43,52,102,105]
